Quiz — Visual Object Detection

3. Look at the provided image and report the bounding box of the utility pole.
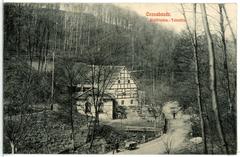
[51,22,58,110]
[129,24,135,70]
[131,34,135,70]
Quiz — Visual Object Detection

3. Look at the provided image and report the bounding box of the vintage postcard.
[3,2,237,154]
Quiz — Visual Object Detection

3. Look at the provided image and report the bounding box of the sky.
[115,3,237,38]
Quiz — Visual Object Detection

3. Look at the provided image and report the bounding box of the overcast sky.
[116,3,237,39]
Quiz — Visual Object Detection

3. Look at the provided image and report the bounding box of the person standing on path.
[115,139,120,153]
[112,139,120,154]
[173,112,176,119]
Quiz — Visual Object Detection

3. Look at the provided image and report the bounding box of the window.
[131,100,133,104]
[121,100,124,105]
[118,80,121,84]
[128,80,130,83]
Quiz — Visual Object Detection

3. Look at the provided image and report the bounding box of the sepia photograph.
[2,2,237,154]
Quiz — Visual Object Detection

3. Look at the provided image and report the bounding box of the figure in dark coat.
[85,101,91,114]
[112,139,120,154]
[173,112,176,119]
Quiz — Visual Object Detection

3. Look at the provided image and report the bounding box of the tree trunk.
[181,4,208,153]
[219,4,233,113]
[154,117,157,128]
[10,141,15,154]
[64,13,67,52]
[69,83,75,151]
[75,15,79,54]
[220,4,237,152]
[95,107,100,126]
[44,28,50,72]
[131,33,135,70]
[17,4,21,57]
[200,4,229,154]
[89,118,96,151]
[51,23,58,110]
[222,4,237,113]
[192,4,208,154]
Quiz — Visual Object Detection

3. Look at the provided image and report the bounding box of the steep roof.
[83,65,124,88]
[30,61,86,72]
[30,61,132,88]
[75,88,115,100]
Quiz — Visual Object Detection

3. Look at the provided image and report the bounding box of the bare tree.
[55,58,83,151]
[200,4,229,154]
[180,4,208,154]
[148,103,162,128]
[4,113,32,154]
[218,4,233,113]
[87,64,116,150]
[222,5,237,110]
[4,61,35,153]
[162,135,173,154]
[81,45,116,150]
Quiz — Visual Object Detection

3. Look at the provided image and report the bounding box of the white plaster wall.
[99,100,113,120]
[76,100,113,120]
[116,98,138,107]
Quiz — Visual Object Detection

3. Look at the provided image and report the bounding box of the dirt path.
[109,102,191,154]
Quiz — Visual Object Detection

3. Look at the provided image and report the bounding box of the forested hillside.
[3,3,236,154]
[4,3,177,98]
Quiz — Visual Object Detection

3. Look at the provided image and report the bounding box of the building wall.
[99,100,113,120]
[76,99,113,120]
[76,66,139,120]
[107,67,138,107]
[116,98,138,107]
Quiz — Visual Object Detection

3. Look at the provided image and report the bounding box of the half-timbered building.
[105,66,138,107]
[76,66,139,120]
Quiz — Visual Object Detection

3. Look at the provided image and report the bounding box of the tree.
[148,103,162,128]
[54,58,84,151]
[86,64,116,150]
[200,4,229,154]
[3,59,37,153]
[162,135,173,154]
[218,4,233,113]
[222,5,237,113]
[181,4,208,153]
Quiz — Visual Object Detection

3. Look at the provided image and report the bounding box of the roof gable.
[30,61,137,89]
